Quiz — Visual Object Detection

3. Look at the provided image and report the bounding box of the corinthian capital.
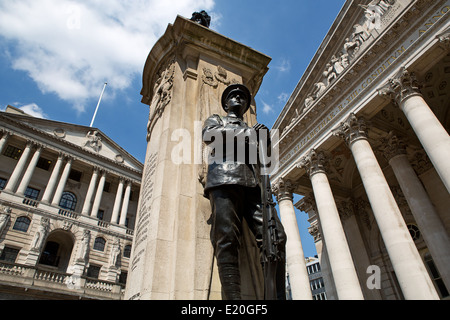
[332,113,368,146]
[380,132,407,161]
[272,178,295,202]
[378,67,422,105]
[297,149,328,177]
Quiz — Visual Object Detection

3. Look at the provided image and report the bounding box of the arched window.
[13,216,31,232]
[93,237,106,251]
[59,192,77,211]
[123,245,132,258]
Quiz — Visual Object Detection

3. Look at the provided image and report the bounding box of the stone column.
[41,153,64,204]
[382,133,450,290]
[119,180,131,226]
[379,67,450,193]
[4,141,33,193]
[51,157,73,206]
[111,178,125,224]
[82,167,99,215]
[298,149,364,300]
[336,198,382,300]
[16,144,43,196]
[333,113,439,300]
[0,131,10,154]
[273,178,312,300]
[90,170,106,217]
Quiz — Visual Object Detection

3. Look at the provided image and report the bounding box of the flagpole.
[90,82,107,127]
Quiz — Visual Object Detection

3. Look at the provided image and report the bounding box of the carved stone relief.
[283,0,398,133]
[84,130,102,153]
[147,59,176,139]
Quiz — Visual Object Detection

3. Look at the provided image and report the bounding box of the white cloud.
[277,92,289,104]
[18,103,48,119]
[0,103,48,119]
[261,100,274,115]
[0,0,215,113]
[274,58,291,73]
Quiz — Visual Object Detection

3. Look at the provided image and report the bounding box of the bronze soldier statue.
[202,84,286,300]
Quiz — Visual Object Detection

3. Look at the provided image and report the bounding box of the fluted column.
[298,149,364,300]
[119,180,131,226]
[90,170,106,217]
[379,67,450,193]
[111,178,125,224]
[41,153,64,204]
[4,141,33,193]
[333,113,438,300]
[273,178,312,300]
[16,144,43,196]
[51,157,73,206]
[0,131,10,154]
[382,133,450,290]
[82,167,99,215]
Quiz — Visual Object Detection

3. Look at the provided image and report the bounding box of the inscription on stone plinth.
[131,152,158,272]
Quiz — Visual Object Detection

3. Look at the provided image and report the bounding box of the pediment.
[2,112,143,172]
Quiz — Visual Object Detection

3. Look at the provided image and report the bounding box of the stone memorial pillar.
[124,14,271,300]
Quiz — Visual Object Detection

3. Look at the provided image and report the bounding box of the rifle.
[254,123,281,300]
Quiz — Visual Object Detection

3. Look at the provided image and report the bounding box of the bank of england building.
[0,106,142,299]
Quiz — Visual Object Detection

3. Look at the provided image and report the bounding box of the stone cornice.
[140,15,271,106]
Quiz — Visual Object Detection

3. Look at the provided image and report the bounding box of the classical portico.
[0,109,142,299]
[271,0,450,299]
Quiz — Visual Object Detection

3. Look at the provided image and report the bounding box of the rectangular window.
[97,209,104,220]
[36,157,52,171]
[0,247,20,263]
[0,177,7,190]
[68,169,82,182]
[86,265,101,279]
[24,187,40,200]
[3,145,23,160]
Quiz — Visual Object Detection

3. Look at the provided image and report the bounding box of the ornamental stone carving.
[409,151,434,176]
[30,217,50,252]
[284,0,398,133]
[332,113,369,146]
[0,206,11,236]
[85,130,102,153]
[147,59,176,138]
[272,178,295,202]
[77,229,90,262]
[380,132,406,161]
[336,198,355,222]
[378,67,422,105]
[202,67,218,88]
[297,149,329,177]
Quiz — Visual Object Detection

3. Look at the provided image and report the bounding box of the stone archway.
[38,229,74,272]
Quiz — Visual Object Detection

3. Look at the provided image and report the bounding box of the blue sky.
[0,0,346,258]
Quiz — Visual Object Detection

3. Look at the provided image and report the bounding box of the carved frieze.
[283,0,399,133]
[147,59,176,139]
